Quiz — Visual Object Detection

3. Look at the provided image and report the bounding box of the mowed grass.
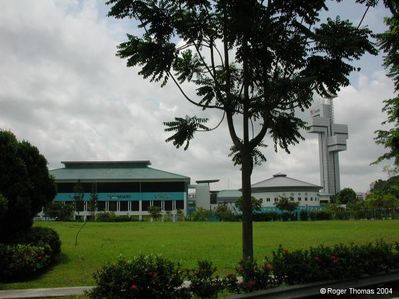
[1,220,399,289]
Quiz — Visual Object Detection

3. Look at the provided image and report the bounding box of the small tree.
[335,188,357,205]
[107,0,377,259]
[235,197,262,213]
[44,201,74,221]
[148,205,162,221]
[274,197,299,212]
[73,181,85,219]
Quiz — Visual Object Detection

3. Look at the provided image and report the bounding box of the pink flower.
[314,256,321,263]
[130,284,138,290]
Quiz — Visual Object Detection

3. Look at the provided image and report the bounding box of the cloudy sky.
[0,1,395,193]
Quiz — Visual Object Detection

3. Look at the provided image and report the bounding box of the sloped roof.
[50,161,190,182]
[251,173,321,191]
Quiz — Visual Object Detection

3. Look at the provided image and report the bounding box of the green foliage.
[215,204,237,222]
[235,197,262,213]
[373,5,399,167]
[0,130,56,242]
[96,212,136,222]
[187,260,224,299]
[12,227,62,259]
[89,255,189,299]
[0,243,53,282]
[44,201,74,221]
[225,258,276,294]
[164,116,209,150]
[272,240,398,285]
[365,192,399,209]
[191,208,213,221]
[274,197,299,212]
[371,175,399,197]
[335,187,358,204]
[148,205,162,220]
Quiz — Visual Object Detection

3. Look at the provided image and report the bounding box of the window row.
[263,197,318,202]
[66,200,185,212]
[57,181,185,193]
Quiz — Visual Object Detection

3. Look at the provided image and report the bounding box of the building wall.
[54,180,188,219]
[252,190,320,209]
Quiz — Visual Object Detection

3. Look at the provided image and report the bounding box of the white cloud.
[0,0,394,194]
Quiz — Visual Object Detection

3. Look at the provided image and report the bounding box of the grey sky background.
[0,0,395,192]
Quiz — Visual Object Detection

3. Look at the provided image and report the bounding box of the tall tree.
[107,0,376,259]
[373,1,399,171]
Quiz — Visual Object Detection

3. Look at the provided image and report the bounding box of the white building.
[251,173,323,211]
[217,173,323,211]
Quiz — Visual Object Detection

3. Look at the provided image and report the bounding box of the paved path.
[0,286,93,298]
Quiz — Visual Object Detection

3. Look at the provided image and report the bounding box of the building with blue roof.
[50,161,190,220]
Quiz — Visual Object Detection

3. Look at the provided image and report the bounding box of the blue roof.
[50,161,190,182]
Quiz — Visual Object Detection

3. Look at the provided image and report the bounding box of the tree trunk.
[241,148,253,260]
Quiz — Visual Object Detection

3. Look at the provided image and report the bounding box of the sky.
[0,0,395,193]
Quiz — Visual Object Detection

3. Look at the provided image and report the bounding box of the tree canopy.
[373,2,399,170]
[335,187,358,204]
[0,130,56,241]
[107,0,377,259]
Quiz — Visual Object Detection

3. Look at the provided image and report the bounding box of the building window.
[131,201,139,211]
[142,201,150,211]
[109,201,117,211]
[274,198,278,202]
[310,197,313,201]
[120,201,128,211]
[298,197,301,201]
[290,197,294,201]
[266,198,270,202]
[165,201,172,211]
[305,197,308,201]
[176,200,184,210]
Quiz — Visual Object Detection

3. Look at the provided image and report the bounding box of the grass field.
[1,220,399,290]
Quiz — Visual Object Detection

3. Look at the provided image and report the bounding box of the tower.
[309,99,348,195]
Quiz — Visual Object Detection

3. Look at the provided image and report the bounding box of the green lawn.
[1,220,399,289]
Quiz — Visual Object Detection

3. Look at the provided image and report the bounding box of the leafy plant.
[89,255,189,299]
[187,260,224,299]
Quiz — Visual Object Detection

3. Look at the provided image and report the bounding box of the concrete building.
[217,173,323,211]
[310,99,348,196]
[50,161,190,220]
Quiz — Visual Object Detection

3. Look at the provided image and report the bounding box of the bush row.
[89,239,399,299]
[0,227,61,282]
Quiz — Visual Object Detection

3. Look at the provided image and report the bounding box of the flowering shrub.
[14,227,61,260]
[89,255,189,299]
[0,243,52,282]
[187,260,224,298]
[272,240,399,285]
[226,257,276,293]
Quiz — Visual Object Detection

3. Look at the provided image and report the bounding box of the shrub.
[226,258,276,293]
[0,243,52,282]
[44,201,74,221]
[191,208,212,221]
[272,240,399,285]
[187,260,224,299]
[95,212,134,222]
[89,255,189,299]
[309,210,332,220]
[14,227,61,259]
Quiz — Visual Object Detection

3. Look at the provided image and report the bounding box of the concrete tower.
[310,99,348,195]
